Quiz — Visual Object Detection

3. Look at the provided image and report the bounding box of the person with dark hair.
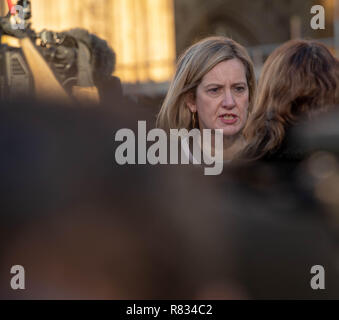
[240,39,339,161]
[225,40,339,299]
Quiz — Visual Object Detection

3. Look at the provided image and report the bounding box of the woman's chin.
[200,124,242,137]
[220,126,242,137]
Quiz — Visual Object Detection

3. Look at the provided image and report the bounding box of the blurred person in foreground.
[1,98,339,299]
[220,40,339,299]
[0,98,240,300]
[232,39,339,219]
[156,36,256,162]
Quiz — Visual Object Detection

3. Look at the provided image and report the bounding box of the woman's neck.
[200,132,245,162]
[222,134,246,161]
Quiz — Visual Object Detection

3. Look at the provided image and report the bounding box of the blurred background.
[1,0,338,102]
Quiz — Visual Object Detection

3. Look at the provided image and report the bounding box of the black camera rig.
[0,0,115,101]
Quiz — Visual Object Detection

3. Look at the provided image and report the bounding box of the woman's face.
[187,59,250,137]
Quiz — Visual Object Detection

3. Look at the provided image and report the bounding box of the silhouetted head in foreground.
[1,99,339,300]
[0,100,237,299]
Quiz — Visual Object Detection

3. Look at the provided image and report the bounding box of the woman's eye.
[234,86,245,93]
[208,88,220,94]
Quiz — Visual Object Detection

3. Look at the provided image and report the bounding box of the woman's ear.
[185,92,196,113]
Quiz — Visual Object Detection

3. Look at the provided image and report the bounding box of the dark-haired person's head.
[242,39,339,160]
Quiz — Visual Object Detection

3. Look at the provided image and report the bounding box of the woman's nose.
[221,90,236,109]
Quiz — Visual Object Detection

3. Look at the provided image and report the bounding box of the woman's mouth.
[219,114,238,125]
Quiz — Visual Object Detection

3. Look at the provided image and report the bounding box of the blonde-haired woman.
[157,36,256,161]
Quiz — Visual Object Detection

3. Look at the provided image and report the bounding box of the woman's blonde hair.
[156,36,256,132]
[242,39,339,160]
